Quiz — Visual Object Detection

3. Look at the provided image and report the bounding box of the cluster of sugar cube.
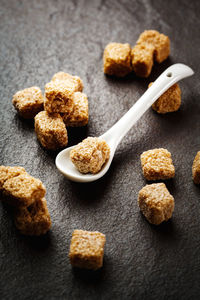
[103,30,170,78]
[9,30,197,272]
[70,150,198,269]
[103,30,182,114]
[132,30,170,77]
[138,148,200,225]
[68,140,199,269]
[138,148,175,225]
[0,167,106,267]
[12,72,89,150]
[0,165,51,235]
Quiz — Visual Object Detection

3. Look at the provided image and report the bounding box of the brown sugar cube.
[69,229,106,270]
[2,173,46,207]
[12,86,44,119]
[103,43,132,77]
[51,72,83,92]
[61,92,89,127]
[34,111,68,150]
[137,30,170,63]
[149,82,181,113]
[14,198,51,236]
[138,183,174,225]
[0,166,26,191]
[70,137,110,174]
[44,80,74,114]
[131,44,154,78]
[192,151,200,184]
[141,148,175,180]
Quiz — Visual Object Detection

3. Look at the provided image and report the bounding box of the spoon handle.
[101,63,194,148]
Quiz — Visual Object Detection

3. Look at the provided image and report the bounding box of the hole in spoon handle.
[166,72,172,77]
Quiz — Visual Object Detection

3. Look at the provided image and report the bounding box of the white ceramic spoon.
[56,63,194,183]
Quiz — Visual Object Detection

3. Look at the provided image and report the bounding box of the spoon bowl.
[56,63,194,183]
[56,138,116,182]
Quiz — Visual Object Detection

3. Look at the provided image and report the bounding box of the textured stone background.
[0,0,200,299]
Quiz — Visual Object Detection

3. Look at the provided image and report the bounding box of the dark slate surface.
[0,0,200,299]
